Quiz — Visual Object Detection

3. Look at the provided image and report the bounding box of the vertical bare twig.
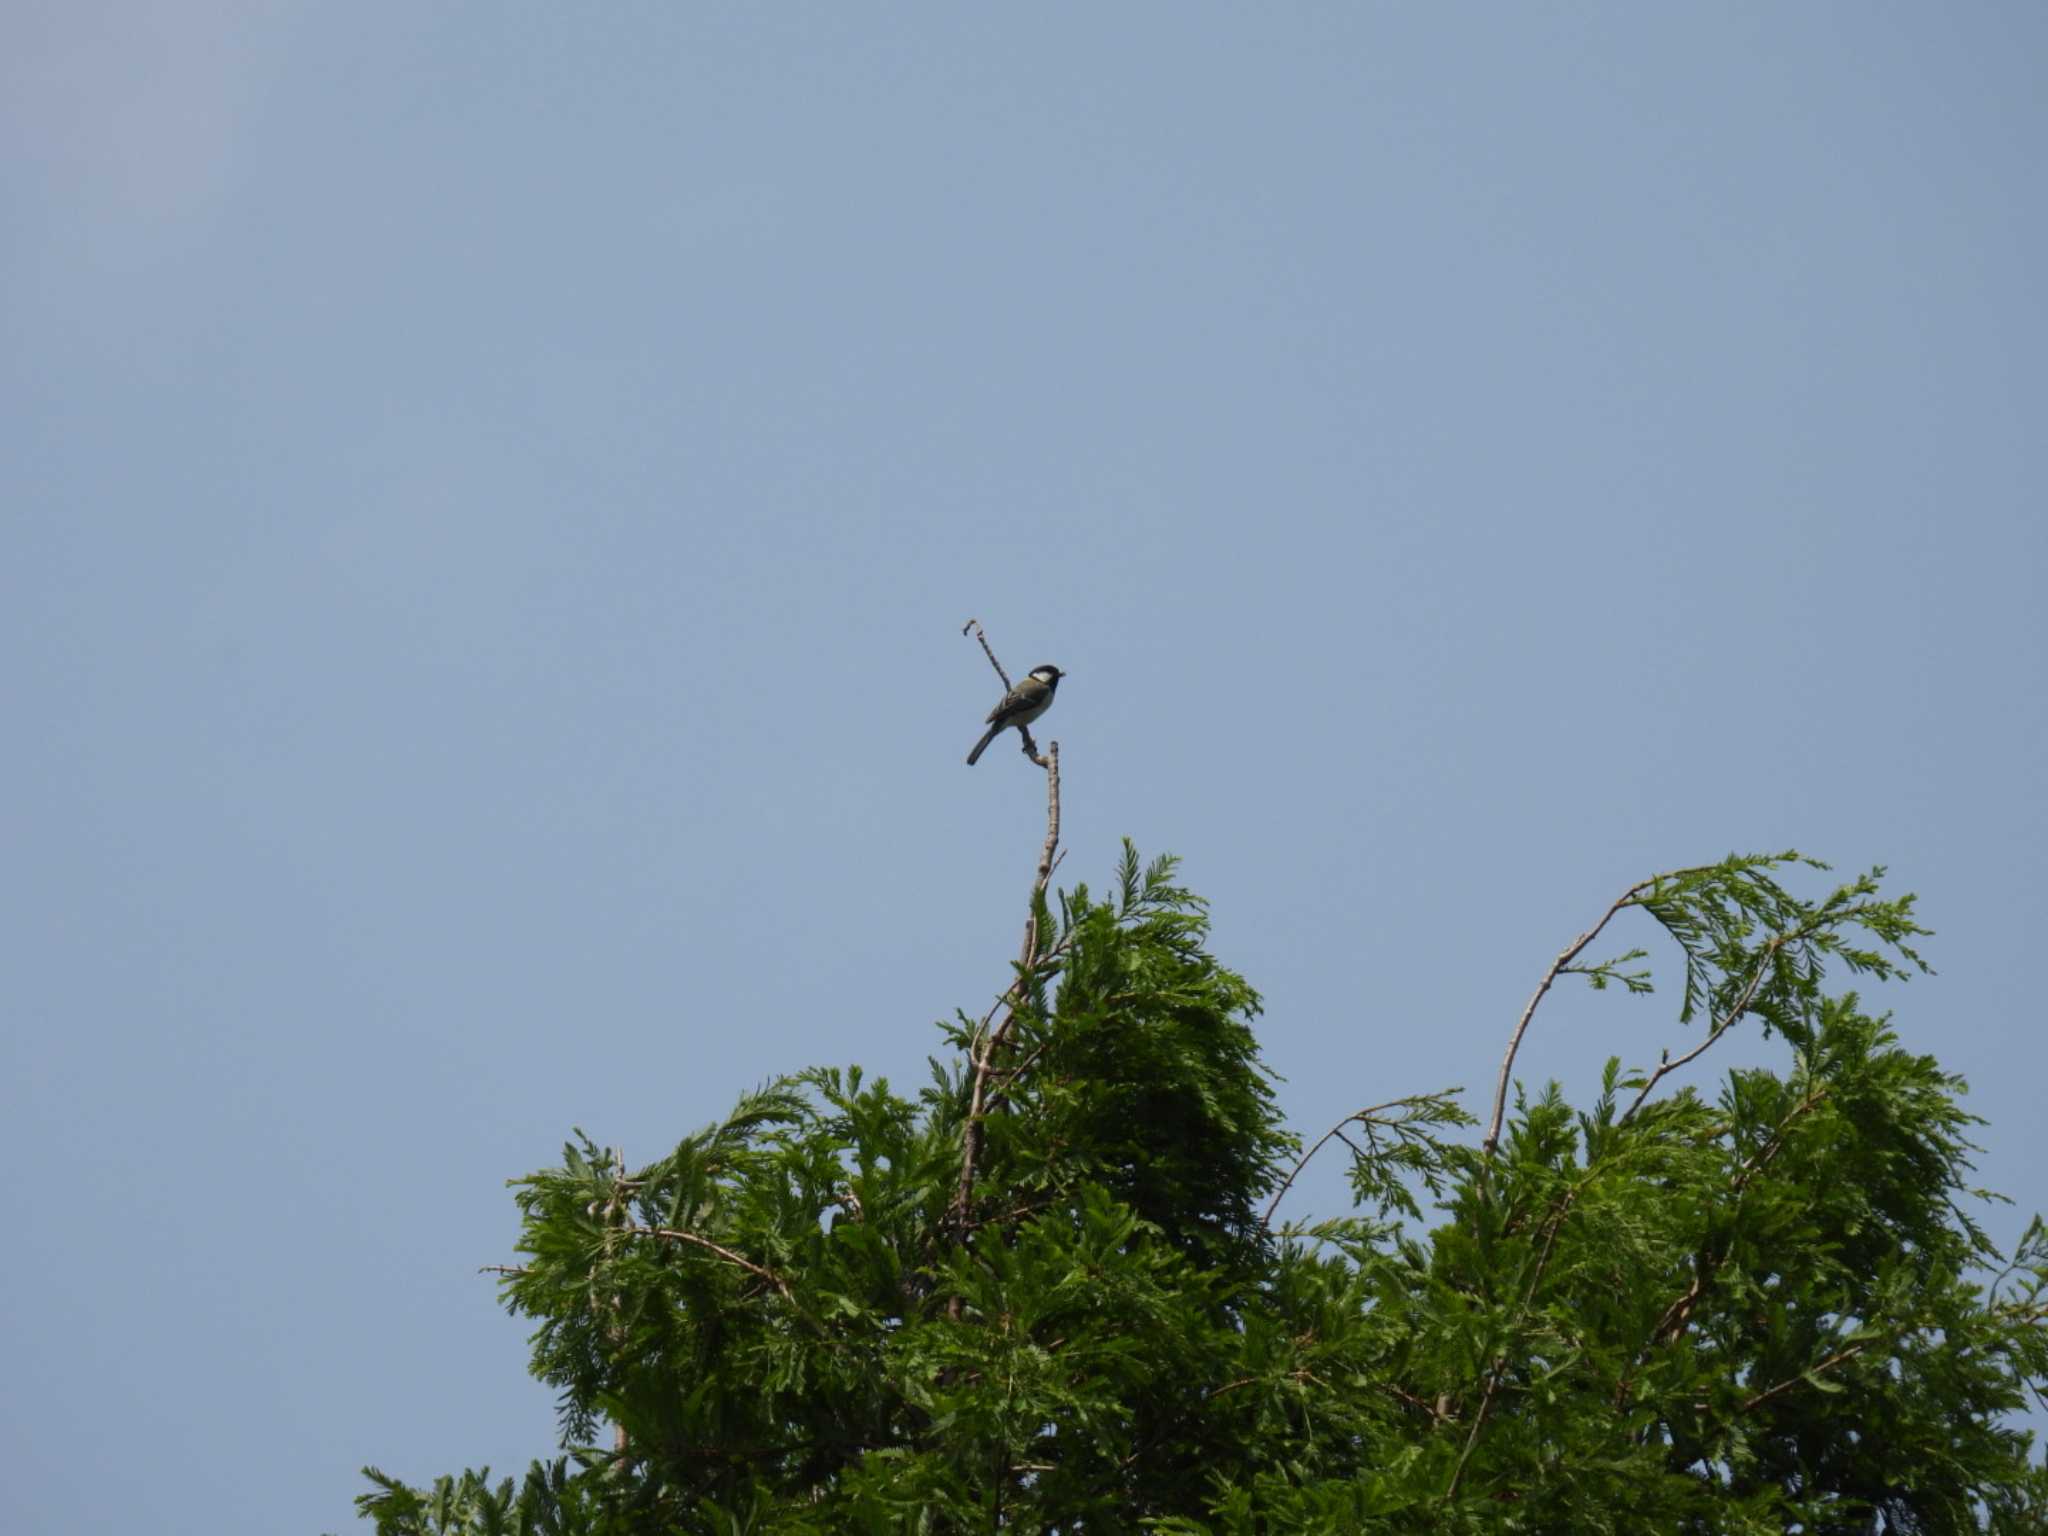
[952,626,1061,1233]
[954,742,1060,1225]
[1018,740,1060,965]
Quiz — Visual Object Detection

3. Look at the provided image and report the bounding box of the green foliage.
[346,845,2048,1533]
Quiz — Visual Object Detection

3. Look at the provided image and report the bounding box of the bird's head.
[1029,664,1065,685]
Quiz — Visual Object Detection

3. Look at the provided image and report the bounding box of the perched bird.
[966,664,1065,765]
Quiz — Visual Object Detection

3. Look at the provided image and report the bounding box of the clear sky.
[4,6,2044,1531]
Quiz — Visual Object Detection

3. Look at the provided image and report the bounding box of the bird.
[966,664,1065,765]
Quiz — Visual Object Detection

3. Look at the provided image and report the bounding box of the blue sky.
[4,6,2044,1531]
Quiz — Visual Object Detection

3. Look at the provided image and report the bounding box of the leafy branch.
[1262,1091,1471,1231]
[1484,853,1930,1157]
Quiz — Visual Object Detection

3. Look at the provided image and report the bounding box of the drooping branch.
[1482,872,1683,1157]
[1493,859,1916,1153]
[1261,1098,1424,1232]
[1616,896,1904,1126]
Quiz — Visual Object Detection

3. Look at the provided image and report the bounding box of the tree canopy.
[345,818,2048,1533]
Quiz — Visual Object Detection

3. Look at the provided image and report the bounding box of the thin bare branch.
[1622,897,1900,1125]
[1483,874,1672,1157]
[961,618,1013,692]
[1261,1099,1410,1232]
[1021,741,1061,965]
[1619,935,1786,1125]
[954,740,1061,1227]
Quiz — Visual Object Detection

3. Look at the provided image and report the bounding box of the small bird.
[966,664,1066,765]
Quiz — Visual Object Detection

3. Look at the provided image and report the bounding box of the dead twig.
[962,618,1013,692]
[952,731,1061,1228]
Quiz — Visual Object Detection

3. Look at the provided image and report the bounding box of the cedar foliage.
[347,846,2048,1533]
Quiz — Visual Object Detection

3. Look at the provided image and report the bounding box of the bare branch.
[961,618,1013,692]
[1618,935,1787,1125]
[1261,1099,1409,1232]
[954,740,1061,1227]
[1021,740,1061,966]
[1483,875,1669,1157]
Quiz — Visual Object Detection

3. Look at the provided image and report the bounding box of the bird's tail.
[966,724,1002,766]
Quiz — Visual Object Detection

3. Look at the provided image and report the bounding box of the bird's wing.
[985,678,1043,723]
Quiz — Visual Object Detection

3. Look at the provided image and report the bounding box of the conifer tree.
[345,660,2048,1533]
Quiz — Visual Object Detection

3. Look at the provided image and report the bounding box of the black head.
[1029,664,1065,684]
